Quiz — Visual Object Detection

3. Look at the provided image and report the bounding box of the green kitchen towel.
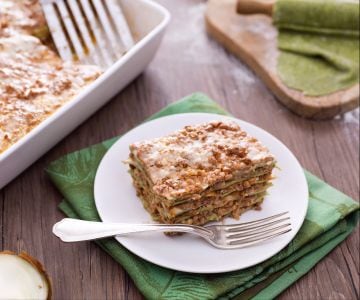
[274,0,360,96]
[46,93,359,300]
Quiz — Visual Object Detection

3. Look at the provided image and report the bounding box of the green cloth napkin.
[46,93,359,300]
[274,0,360,96]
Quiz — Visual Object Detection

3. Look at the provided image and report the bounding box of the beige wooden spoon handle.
[236,0,275,16]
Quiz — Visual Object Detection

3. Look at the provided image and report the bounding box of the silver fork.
[41,0,134,69]
[52,212,292,249]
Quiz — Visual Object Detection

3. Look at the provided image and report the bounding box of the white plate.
[94,113,308,273]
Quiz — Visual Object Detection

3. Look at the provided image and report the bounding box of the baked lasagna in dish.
[127,121,276,226]
[0,0,102,154]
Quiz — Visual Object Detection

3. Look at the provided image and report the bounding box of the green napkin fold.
[274,0,360,96]
[46,93,359,300]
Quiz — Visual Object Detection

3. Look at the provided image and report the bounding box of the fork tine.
[228,227,292,246]
[56,1,87,62]
[92,0,125,57]
[67,0,103,66]
[225,216,291,233]
[226,222,291,240]
[223,211,289,231]
[104,0,134,51]
[224,211,289,227]
[41,3,73,61]
[80,0,115,67]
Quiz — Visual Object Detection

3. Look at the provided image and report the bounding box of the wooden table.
[0,1,358,299]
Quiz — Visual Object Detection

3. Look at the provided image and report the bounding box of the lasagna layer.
[0,35,101,153]
[127,121,276,228]
[129,162,272,218]
[0,0,102,154]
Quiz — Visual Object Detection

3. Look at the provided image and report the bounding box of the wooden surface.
[236,0,274,16]
[206,0,360,120]
[0,0,359,299]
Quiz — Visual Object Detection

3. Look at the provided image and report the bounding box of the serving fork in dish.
[53,212,291,249]
[0,0,170,190]
[41,0,134,68]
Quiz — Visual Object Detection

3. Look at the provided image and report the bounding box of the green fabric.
[46,93,359,300]
[274,0,360,96]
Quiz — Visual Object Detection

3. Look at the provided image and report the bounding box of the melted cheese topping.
[130,121,275,200]
[0,0,102,154]
[0,0,48,38]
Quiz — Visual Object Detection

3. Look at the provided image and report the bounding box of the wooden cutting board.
[205,0,360,119]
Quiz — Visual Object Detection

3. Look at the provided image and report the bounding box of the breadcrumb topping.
[0,0,102,154]
[130,121,275,200]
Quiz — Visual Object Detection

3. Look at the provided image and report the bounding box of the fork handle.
[53,218,212,242]
[236,0,274,16]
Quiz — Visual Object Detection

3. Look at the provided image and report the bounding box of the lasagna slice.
[0,0,49,40]
[0,34,101,153]
[127,121,276,226]
[0,0,104,154]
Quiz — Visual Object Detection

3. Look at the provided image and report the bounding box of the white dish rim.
[0,0,170,162]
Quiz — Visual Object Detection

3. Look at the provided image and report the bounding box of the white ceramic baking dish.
[0,0,170,189]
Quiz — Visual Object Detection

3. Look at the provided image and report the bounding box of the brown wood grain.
[236,0,274,16]
[0,0,359,299]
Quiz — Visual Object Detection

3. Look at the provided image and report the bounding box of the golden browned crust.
[0,0,102,154]
[130,121,275,200]
[128,121,276,228]
[0,0,48,38]
[0,35,101,153]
